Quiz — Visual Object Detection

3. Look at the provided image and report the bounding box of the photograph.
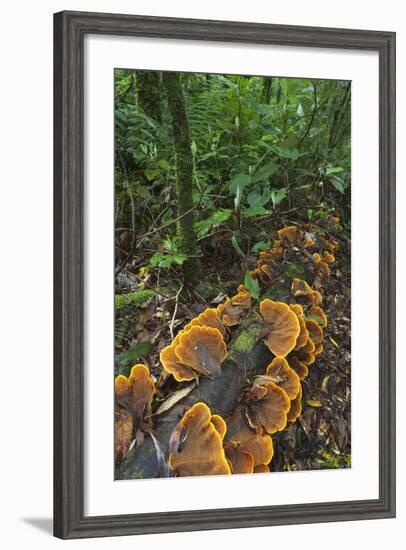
[113,69,351,480]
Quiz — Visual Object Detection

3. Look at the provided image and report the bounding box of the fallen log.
[116,322,271,479]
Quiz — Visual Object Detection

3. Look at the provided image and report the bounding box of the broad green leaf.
[330,177,346,194]
[242,206,271,218]
[117,341,154,372]
[229,173,250,209]
[273,146,299,160]
[231,235,245,257]
[251,162,280,183]
[158,159,172,172]
[326,166,344,175]
[247,188,272,208]
[296,103,304,117]
[244,271,260,300]
[270,188,287,208]
[252,241,271,252]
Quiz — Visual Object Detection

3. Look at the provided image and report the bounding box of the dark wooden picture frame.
[54,10,396,539]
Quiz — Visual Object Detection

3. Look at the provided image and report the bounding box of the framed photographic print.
[54,10,396,539]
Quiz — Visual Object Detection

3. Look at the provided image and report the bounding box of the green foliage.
[115,69,351,279]
[149,251,187,269]
[115,290,155,310]
[116,341,154,375]
[244,271,260,300]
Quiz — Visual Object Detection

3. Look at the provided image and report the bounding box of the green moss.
[231,323,263,354]
[162,72,200,283]
[115,289,155,310]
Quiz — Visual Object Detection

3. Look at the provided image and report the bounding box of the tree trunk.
[136,70,162,123]
[162,72,199,284]
[116,322,271,479]
[261,77,273,104]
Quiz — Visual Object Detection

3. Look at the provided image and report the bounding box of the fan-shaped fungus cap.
[243,381,290,434]
[231,291,251,309]
[301,337,316,354]
[277,225,298,243]
[114,364,155,430]
[174,326,227,379]
[291,278,313,297]
[309,305,327,328]
[160,333,197,382]
[303,238,315,248]
[186,307,227,337]
[313,252,321,264]
[225,408,274,467]
[225,443,254,474]
[314,343,323,355]
[259,264,274,282]
[292,343,316,366]
[217,292,250,327]
[290,303,309,350]
[316,260,331,276]
[323,238,339,252]
[254,464,270,473]
[286,384,303,428]
[256,357,300,400]
[287,356,309,380]
[323,251,335,263]
[168,402,231,477]
[269,240,284,260]
[115,407,134,464]
[307,290,323,306]
[306,320,323,346]
[260,299,300,357]
[237,284,249,294]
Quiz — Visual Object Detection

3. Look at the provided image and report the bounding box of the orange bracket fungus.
[186,307,227,337]
[216,291,251,326]
[290,303,309,350]
[287,356,309,380]
[313,252,322,264]
[225,408,274,473]
[286,384,303,428]
[115,407,134,464]
[225,443,254,474]
[323,250,335,263]
[168,402,231,477]
[277,225,300,243]
[309,305,327,328]
[291,278,313,297]
[160,325,227,381]
[256,356,300,400]
[242,381,291,434]
[316,260,331,276]
[307,290,323,306]
[175,326,227,378]
[259,299,300,357]
[254,464,270,473]
[305,319,324,346]
[114,363,155,432]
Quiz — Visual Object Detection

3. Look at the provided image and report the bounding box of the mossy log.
[162,72,199,284]
[116,323,271,479]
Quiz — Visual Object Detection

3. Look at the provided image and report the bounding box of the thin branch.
[169,284,184,340]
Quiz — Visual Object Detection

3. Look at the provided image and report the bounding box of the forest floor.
[115,212,351,472]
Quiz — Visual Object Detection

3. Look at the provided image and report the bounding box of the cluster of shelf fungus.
[115,225,339,477]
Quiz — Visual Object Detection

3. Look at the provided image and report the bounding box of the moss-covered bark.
[162,72,199,284]
[115,322,271,479]
[136,70,162,123]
